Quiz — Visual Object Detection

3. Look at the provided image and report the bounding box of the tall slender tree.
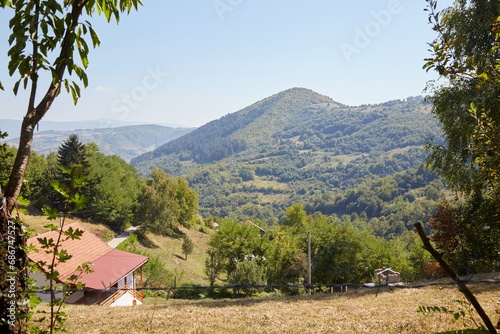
[0,1,142,332]
[424,0,500,273]
[57,134,88,169]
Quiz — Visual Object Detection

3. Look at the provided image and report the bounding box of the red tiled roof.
[77,249,148,289]
[28,222,148,289]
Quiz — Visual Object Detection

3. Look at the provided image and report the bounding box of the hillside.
[22,211,211,286]
[131,88,443,223]
[7,124,194,162]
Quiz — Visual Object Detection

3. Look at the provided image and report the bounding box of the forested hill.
[132,88,341,165]
[131,88,444,225]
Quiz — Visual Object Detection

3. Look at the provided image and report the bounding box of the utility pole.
[307,232,312,295]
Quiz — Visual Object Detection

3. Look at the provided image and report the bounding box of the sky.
[1,0,454,128]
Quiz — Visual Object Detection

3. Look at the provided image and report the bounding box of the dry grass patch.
[127,226,213,286]
[31,284,499,334]
[19,211,116,242]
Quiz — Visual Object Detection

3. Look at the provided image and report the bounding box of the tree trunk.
[414,223,497,334]
[0,113,40,333]
[0,1,85,330]
[0,1,112,332]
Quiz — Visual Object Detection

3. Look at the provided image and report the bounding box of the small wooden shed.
[375,267,401,284]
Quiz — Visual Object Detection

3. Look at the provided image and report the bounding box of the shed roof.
[375,267,400,276]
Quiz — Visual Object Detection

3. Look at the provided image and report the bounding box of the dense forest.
[131,88,444,227]
[0,134,198,234]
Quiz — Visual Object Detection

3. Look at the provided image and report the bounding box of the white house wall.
[29,271,83,303]
[126,272,134,288]
[116,271,135,289]
[109,291,142,307]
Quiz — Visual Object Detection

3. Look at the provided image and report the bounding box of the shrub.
[228,258,267,296]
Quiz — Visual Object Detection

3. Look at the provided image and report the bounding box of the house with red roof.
[28,222,149,307]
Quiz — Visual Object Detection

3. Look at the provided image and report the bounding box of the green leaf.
[42,207,62,220]
[64,227,84,240]
[56,249,72,263]
[17,195,30,207]
[13,80,20,95]
[470,102,477,113]
[43,223,59,231]
[88,24,101,47]
[46,269,60,280]
[29,294,43,309]
[477,72,489,81]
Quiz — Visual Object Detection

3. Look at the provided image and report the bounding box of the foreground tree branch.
[0,1,142,332]
[414,223,497,334]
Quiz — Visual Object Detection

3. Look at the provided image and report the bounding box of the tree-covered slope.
[131,88,443,223]
[131,88,340,165]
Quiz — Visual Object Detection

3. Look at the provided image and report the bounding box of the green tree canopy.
[181,235,194,260]
[84,142,143,229]
[205,218,269,283]
[425,0,500,199]
[57,134,88,169]
[281,203,308,229]
[135,168,199,236]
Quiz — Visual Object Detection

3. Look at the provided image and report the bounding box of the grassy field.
[30,283,499,333]
[131,226,214,286]
[20,212,500,333]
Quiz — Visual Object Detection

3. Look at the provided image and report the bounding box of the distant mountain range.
[130,87,442,221]
[5,124,194,162]
[1,119,187,136]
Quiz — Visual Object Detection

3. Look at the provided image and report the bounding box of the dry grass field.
[20,211,116,242]
[31,283,499,334]
[20,212,499,333]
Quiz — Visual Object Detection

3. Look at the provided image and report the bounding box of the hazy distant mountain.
[131,88,441,220]
[6,124,194,162]
[1,119,187,138]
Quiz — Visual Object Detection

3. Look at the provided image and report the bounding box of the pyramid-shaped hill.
[131,88,435,172]
[130,87,441,221]
[131,88,343,167]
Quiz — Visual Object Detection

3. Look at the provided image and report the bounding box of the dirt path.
[107,226,140,248]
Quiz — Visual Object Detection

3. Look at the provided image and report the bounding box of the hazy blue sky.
[1,0,453,128]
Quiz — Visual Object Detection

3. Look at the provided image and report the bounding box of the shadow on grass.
[137,231,160,249]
